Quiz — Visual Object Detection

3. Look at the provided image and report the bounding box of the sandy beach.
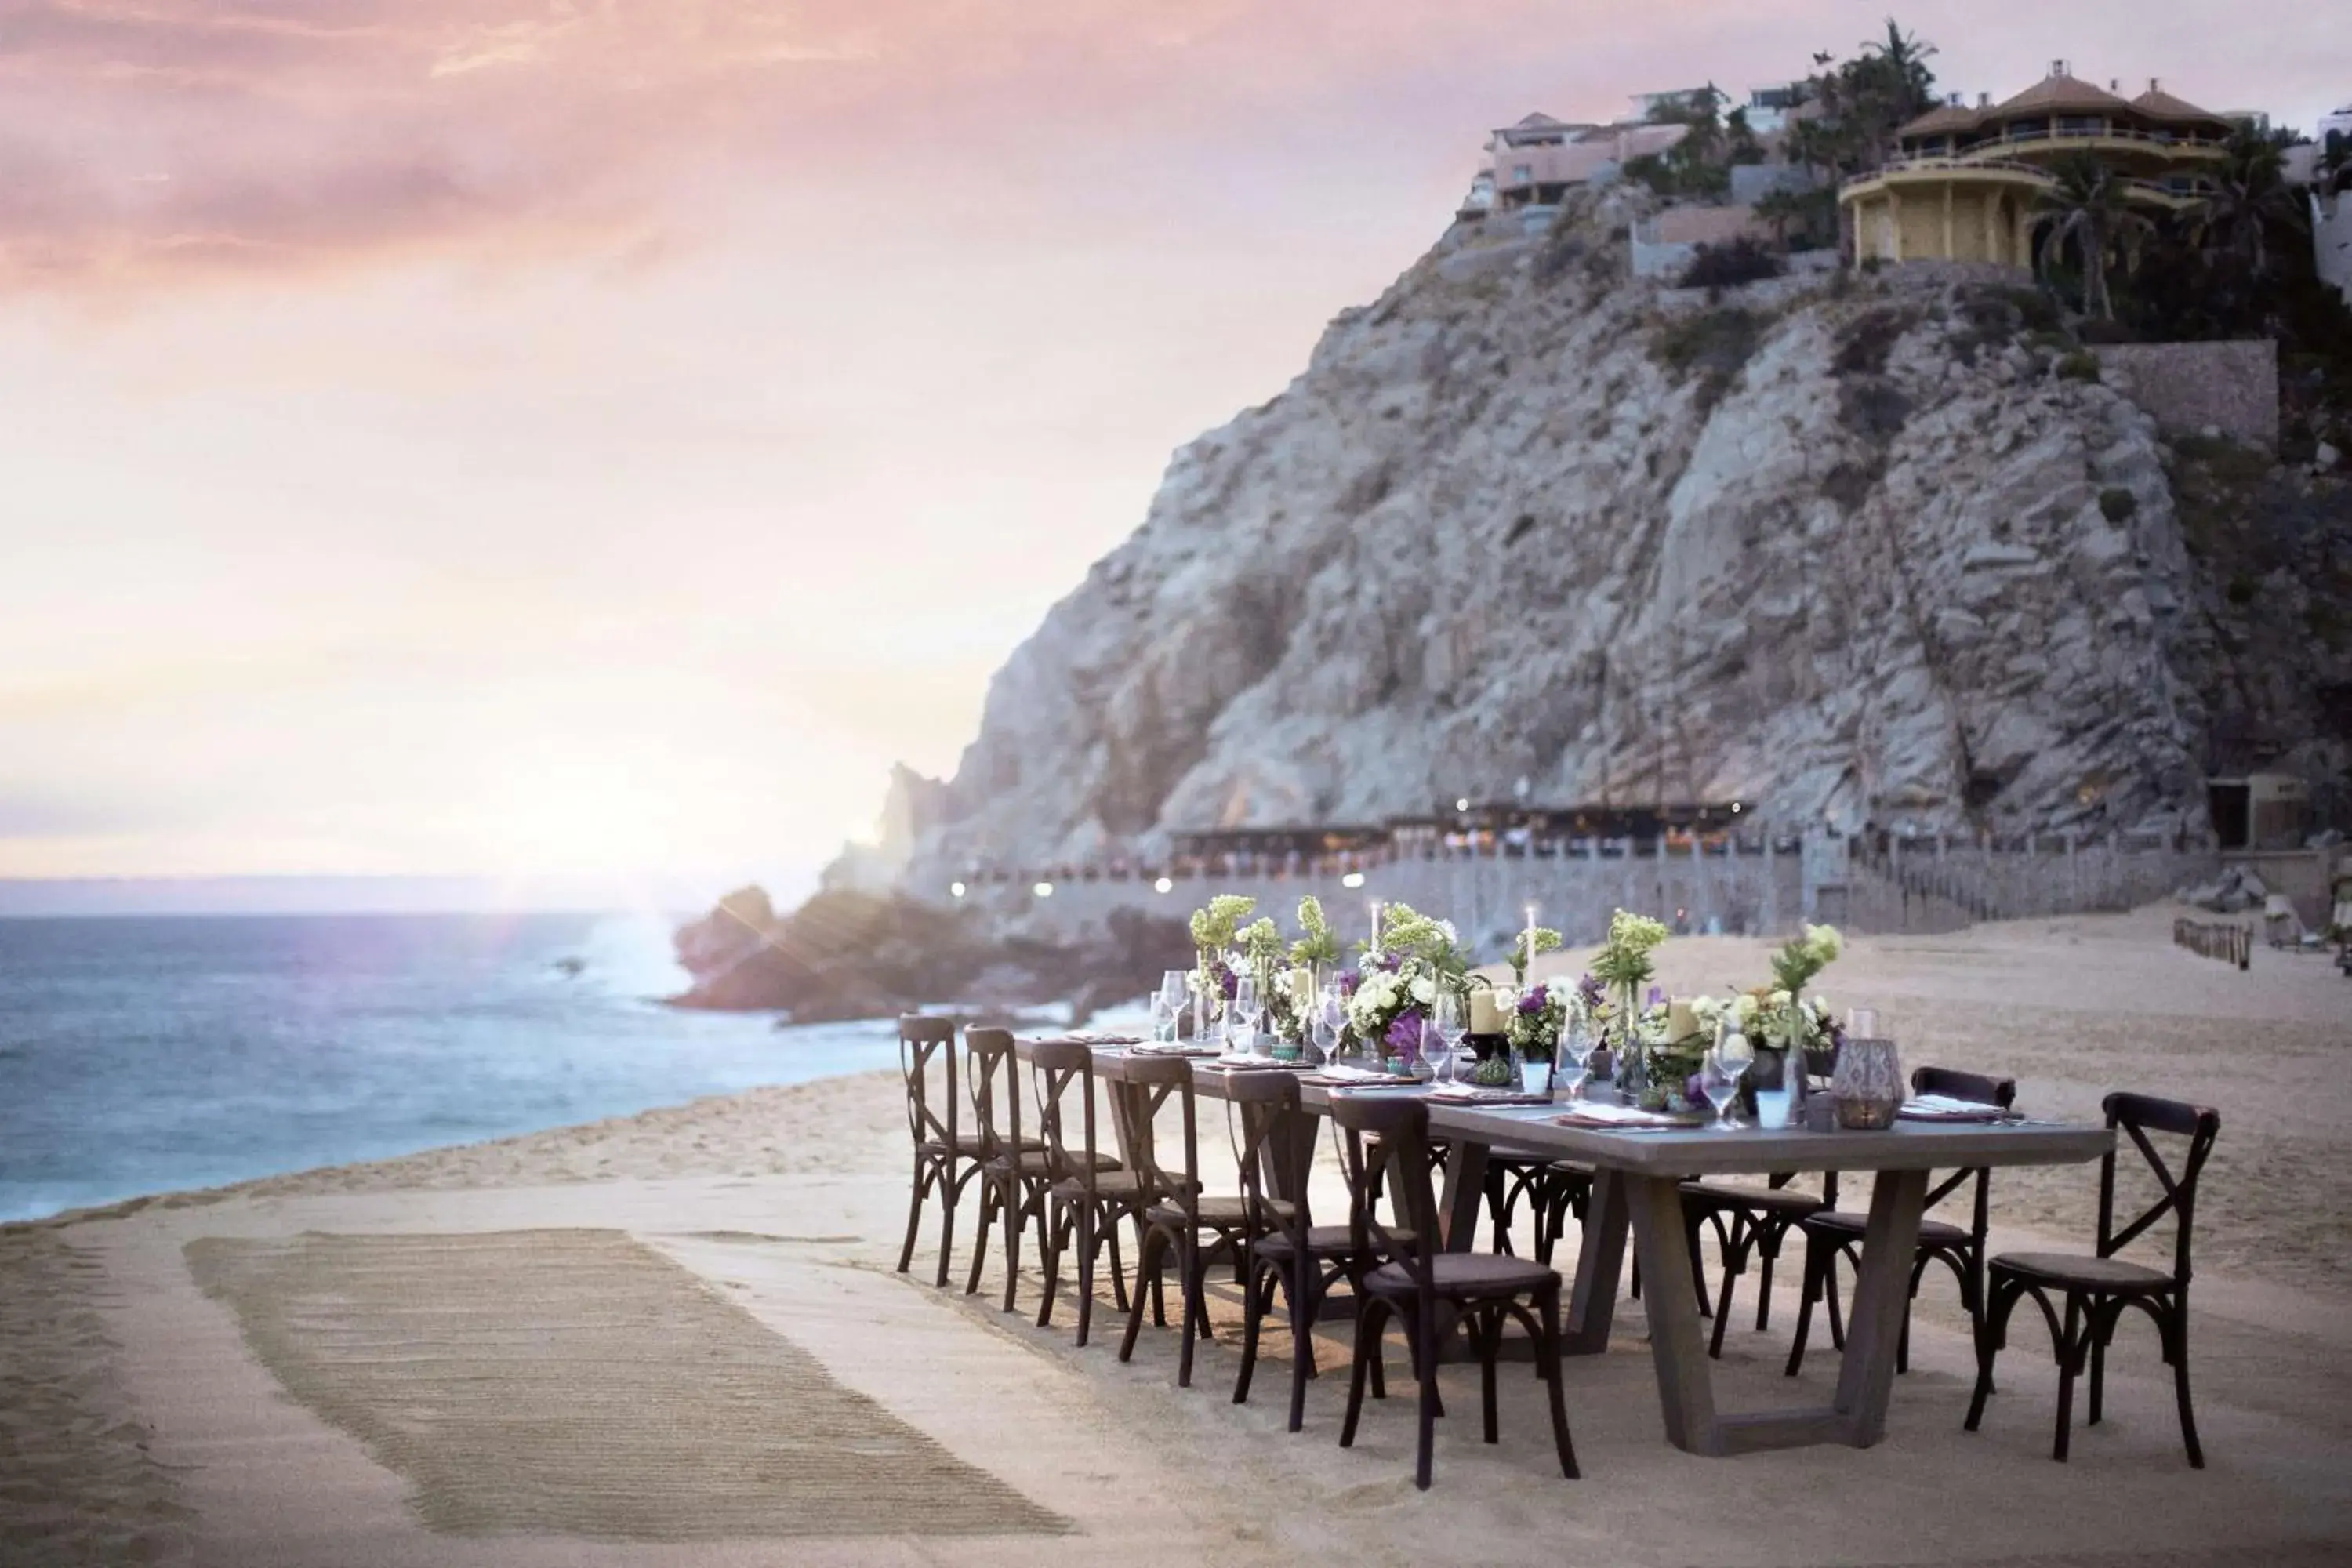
[5,905,2350,1566]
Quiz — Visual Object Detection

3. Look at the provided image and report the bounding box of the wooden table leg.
[1831,1167,1929,1445]
[1627,1172,1722,1454]
[1563,1167,1628,1356]
[1436,1135,1490,1252]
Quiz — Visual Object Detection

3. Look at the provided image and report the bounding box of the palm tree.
[2190,124,2309,276]
[2034,156,2155,320]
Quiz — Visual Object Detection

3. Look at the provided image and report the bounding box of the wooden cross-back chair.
[1327,1094,1578,1492]
[1227,1070,1388,1432]
[1965,1091,2221,1466]
[1785,1065,2016,1377]
[960,1027,1059,1312]
[1028,1039,1138,1346]
[894,1014,976,1288]
[1112,1056,1272,1388]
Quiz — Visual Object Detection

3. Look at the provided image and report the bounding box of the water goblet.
[1229,975,1258,1054]
[1310,982,1341,1065]
[1158,970,1189,1040]
[1711,1022,1755,1129]
[1430,992,1462,1085]
[1556,1017,1594,1102]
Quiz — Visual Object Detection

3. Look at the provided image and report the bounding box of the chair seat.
[1367,1251,1557,1299]
[1682,1181,1824,1217]
[1989,1252,2176,1294]
[1806,1209,1970,1247]
[1488,1144,1560,1167]
[1012,1149,1120,1177]
[1054,1169,1175,1202]
[926,1134,1047,1159]
[1146,1194,1294,1229]
[1255,1224,1414,1258]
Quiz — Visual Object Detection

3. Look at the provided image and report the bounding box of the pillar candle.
[1469,989,1502,1034]
[1523,905,1538,975]
[1369,900,1384,947]
[1292,968,1316,1011]
[1667,1000,1697,1041]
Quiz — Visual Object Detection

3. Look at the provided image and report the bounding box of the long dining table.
[1075,1044,2112,1460]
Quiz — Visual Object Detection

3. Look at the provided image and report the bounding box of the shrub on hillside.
[1675,237,1785,291]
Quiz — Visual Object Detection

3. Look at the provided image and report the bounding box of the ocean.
[0,911,904,1223]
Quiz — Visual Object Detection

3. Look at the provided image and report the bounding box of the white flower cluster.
[1345,956,1440,1043]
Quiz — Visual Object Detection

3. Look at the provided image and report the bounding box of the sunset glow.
[3,1,2340,901]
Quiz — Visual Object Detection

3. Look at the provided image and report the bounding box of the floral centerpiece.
[1763,923,1843,1054]
[1342,902,1468,1074]
[1271,897,1344,1058]
[1186,894,1256,1036]
[1590,909,1668,1090]
[1506,981,1567,1069]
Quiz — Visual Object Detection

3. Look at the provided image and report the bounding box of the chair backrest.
[1911,1065,2018,1225]
[898,1014,958,1153]
[1027,1039,1102,1194]
[1110,1053,1200,1219]
[1327,1094,1436,1291]
[1218,1070,1308,1245]
[2099,1091,2220,1287]
[964,1026,1021,1163]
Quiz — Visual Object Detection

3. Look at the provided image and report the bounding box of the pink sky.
[2,2,2341,902]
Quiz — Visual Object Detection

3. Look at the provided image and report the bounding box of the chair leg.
[1707,1213,1748,1360]
[896,1157,931,1274]
[1105,1208,1131,1312]
[964,1179,996,1296]
[2053,1294,2082,1462]
[1233,1259,1266,1406]
[1287,1261,1316,1433]
[1077,1213,1101,1345]
[1177,1235,1202,1388]
[1119,1227,1167,1363]
[1415,1314,1442,1491]
[2088,1302,2107,1425]
[1341,1298,1386,1449]
[1824,1250,1847,1349]
[2169,1305,2205,1469]
[999,1181,1025,1314]
[934,1163,960,1289]
[1143,1216,1167,1327]
[1478,1313,1502,1445]
[1036,1202,1066,1330]
[1754,1226,1780,1331]
[1785,1233,1822,1377]
[1965,1279,2013,1434]
[1538,1286,1581,1479]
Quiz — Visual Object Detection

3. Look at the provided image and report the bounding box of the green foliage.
[2034,155,2156,321]
[1591,909,1669,992]
[1188,894,1256,954]
[1782,20,1940,183]
[1509,927,1563,985]
[1290,896,1341,968]
[2099,487,2140,522]
[2056,350,2103,383]
[1769,924,1844,995]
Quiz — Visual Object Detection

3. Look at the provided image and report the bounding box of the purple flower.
[1517,985,1548,1015]
[1647,985,1665,1007]
[1384,1010,1428,1055]
[1220,968,1240,1000]
[1686,1073,1708,1105]
[1575,973,1604,1011]
[1340,971,1362,997]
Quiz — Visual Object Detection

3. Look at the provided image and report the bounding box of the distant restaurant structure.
[1841,63,2234,267]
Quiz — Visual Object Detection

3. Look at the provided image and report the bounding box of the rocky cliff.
[902,191,2350,883]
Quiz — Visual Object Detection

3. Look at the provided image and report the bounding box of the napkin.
[1552,1102,1688,1128]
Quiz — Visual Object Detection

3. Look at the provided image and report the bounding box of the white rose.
[1735,993,1759,1023]
[1410,977,1436,1004]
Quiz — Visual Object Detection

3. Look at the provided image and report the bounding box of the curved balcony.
[1842,155,2201,210]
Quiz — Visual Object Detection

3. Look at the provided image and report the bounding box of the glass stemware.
[1157,970,1188,1043]
[1431,992,1462,1085]
[1709,1021,1755,1129]
[1557,1017,1594,1102]
[1229,975,1259,1054]
[1311,982,1341,1065]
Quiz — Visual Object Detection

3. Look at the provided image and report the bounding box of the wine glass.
[1229,975,1258,1054]
[1158,970,1188,1042]
[1430,992,1461,1085]
[1310,981,1341,1065]
[1709,1021,1755,1130]
[1557,1016,1594,1102]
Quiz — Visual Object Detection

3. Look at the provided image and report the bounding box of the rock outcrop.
[903,192,2349,883]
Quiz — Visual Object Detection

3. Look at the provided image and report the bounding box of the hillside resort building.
[1840,63,2234,267]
